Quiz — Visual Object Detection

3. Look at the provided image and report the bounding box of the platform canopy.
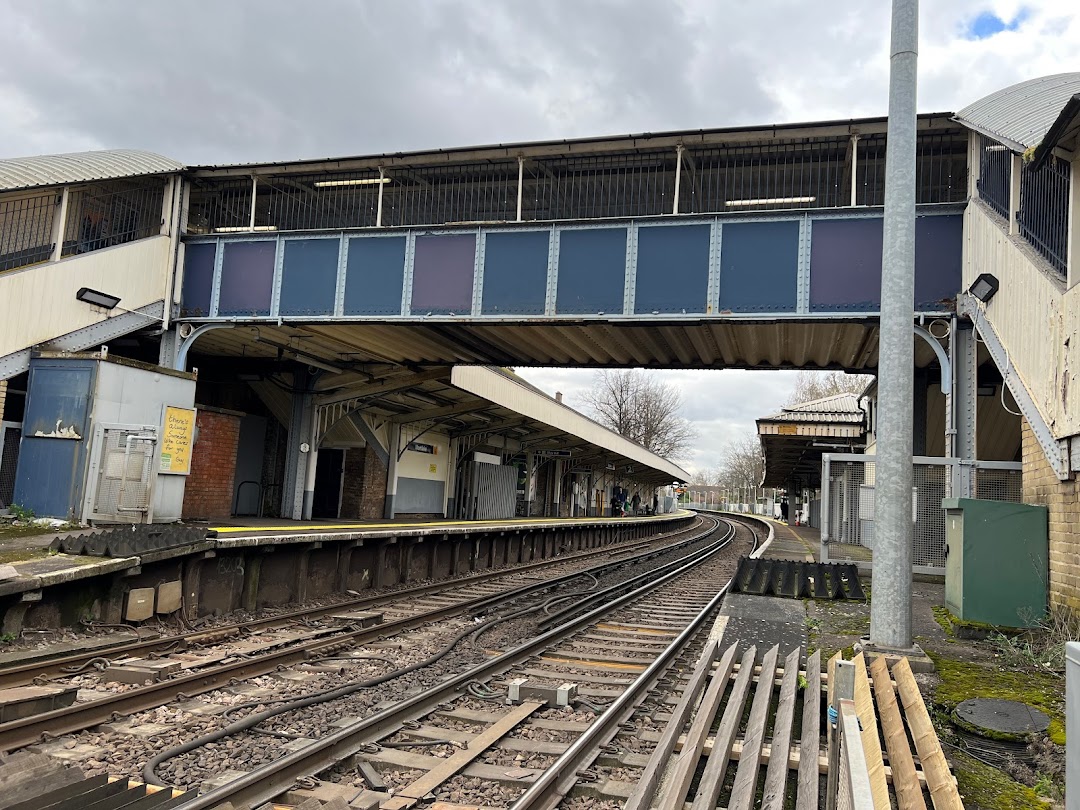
[230,357,688,487]
[757,392,867,488]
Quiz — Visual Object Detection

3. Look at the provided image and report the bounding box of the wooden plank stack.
[634,642,966,809]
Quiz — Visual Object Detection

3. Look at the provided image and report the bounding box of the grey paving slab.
[718,593,807,664]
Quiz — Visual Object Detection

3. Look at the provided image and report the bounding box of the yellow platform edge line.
[211,511,691,534]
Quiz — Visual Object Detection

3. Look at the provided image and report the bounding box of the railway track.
[152,516,753,810]
[0,516,719,757]
[0,519,705,693]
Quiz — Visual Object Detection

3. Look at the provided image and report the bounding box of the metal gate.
[0,421,21,510]
[821,454,1022,574]
[87,424,158,523]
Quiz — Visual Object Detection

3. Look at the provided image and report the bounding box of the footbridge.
[174,112,968,372]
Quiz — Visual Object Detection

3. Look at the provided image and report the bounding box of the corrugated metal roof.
[955,73,1080,152]
[0,149,184,192]
[759,393,865,424]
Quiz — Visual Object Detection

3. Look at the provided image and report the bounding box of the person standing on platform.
[631,491,641,516]
[780,499,789,523]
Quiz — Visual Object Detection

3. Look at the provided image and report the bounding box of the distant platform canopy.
[757,392,867,488]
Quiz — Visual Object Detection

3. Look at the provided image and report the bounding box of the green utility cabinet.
[942,498,1048,628]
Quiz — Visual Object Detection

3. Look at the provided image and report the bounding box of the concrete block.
[124,588,156,622]
[0,685,78,723]
[103,659,179,684]
[328,610,384,627]
[156,580,182,614]
[0,564,18,581]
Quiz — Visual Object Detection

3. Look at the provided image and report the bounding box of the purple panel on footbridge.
[412,234,476,315]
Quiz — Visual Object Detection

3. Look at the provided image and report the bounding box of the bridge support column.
[952,323,978,498]
[551,459,563,518]
[158,327,180,369]
[444,437,458,518]
[283,382,316,520]
[384,422,401,519]
[524,451,535,517]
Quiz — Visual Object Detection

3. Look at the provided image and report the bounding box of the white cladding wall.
[0,236,171,358]
[965,202,1080,439]
[398,432,449,481]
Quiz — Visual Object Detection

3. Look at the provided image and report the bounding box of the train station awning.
[244,362,688,486]
[757,393,866,488]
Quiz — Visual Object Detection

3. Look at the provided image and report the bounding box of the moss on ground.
[927,651,1065,745]
[0,548,53,564]
[952,751,1045,810]
[0,523,58,541]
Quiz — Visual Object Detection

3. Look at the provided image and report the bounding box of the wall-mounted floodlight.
[967,273,999,304]
[76,287,121,309]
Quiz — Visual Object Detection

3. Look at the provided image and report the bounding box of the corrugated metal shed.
[0,149,183,193]
[954,73,1080,152]
[758,393,865,424]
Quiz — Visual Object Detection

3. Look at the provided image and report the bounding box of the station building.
[1,73,1080,612]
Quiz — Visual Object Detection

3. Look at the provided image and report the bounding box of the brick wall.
[1021,419,1080,613]
[340,445,387,520]
[182,409,242,520]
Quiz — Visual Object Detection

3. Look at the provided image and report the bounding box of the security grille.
[822,455,1021,573]
[0,192,56,272]
[90,427,157,523]
[977,136,1012,219]
[462,461,517,521]
[62,178,166,258]
[0,423,21,510]
[1018,154,1071,277]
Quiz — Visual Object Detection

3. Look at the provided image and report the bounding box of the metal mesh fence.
[0,424,21,509]
[0,192,57,272]
[823,456,1021,572]
[62,178,165,257]
[188,177,254,234]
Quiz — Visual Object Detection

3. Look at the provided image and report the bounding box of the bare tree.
[786,370,873,406]
[720,432,765,489]
[583,369,696,459]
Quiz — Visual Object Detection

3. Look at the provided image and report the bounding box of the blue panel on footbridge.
[281,238,339,316]
[718,220,800,313]
[344,236,407,316]
[219,241,275,316]
[634,224,711,314]
[180,242,216,318]
[412,234,476,315]
[482,230,550,316]
[556,228,627,315]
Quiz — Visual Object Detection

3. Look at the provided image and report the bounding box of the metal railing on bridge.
[187,128,968,234]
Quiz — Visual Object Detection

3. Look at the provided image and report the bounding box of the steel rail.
[0,517,701,691]
[0,518,714,752]
[174,518,734,810]
[511,520,758,810]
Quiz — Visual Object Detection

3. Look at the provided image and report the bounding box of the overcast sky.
[3,0,1077,473]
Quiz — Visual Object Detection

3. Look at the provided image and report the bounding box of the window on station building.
[1018,154,1070,277]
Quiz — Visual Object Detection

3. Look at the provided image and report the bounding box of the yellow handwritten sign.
[160,406,196,474]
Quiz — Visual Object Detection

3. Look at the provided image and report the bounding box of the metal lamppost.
[869,0,919,653]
